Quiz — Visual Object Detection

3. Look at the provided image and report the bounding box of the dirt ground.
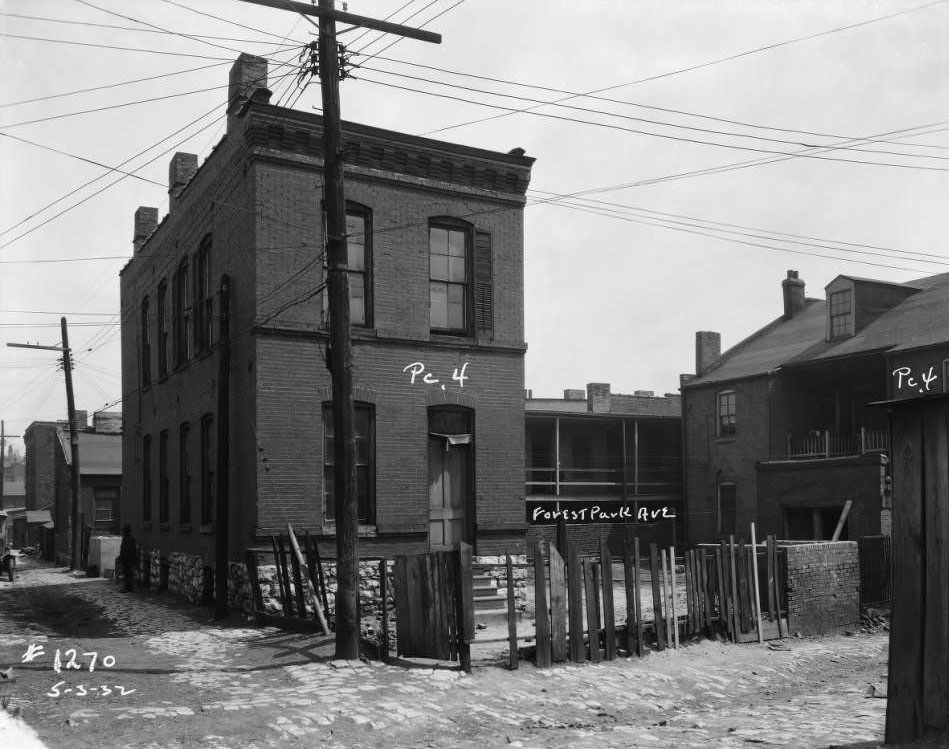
[0,556,945,748]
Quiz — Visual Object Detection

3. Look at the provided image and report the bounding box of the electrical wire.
[371,53,949,154]
[356,64,949,163]
[355,75,949,173]
[420,0,949,138]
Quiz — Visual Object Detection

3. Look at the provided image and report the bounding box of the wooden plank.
[633,537,644,655]
[599,537,616,660]
[584,560,601,662]
[567,543,585,663]
[715,544,727,637]
[287,534,306,618]
[830,499,854,543]
[506,554,518,669]
[766,534,776,621]
[378,559,389,663]
[701,549,713,630]
[287,525,330,634]
[649,543,666,650]
[668,546,679,648]
[549,542,568,662]
[457,543,473,671]
[623,541,637,656]
[923,404,949,732]
[270,535,289,616]
[304,530,330,618]
[728,536,740,641]
[773,542,786,639]
[684,550,694,634]
[750,524,763,643]
[885,404,926,743]
[534,540,552,668]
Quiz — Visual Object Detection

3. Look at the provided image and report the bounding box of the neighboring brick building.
[24,411,123,563]
[682,269,949,544]
[525,383,682,554]
[119,54,534,603]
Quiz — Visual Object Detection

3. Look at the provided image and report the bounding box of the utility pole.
[234,0,440,660]
[7,318,83,569]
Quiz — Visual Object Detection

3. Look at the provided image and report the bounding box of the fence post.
[534,540,551,668]
[506,553,518,670]
[599,537,616,660]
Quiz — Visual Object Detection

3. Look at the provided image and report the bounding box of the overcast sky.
[1,0,947,455]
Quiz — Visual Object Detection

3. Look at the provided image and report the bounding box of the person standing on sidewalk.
[119,525,137,592]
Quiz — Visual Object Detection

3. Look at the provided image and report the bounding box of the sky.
[1,0,948,455]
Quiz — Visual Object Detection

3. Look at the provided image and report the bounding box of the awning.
[430,432,472,450]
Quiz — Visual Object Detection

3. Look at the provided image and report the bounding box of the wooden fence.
[528,526,788,667]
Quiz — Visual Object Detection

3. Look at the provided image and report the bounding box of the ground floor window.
[323,402,375,524]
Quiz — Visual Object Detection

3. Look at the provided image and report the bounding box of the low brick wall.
[784,541,860,636]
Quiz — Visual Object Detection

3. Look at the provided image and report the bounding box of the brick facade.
[784,541,860,635]
[120,55,534,604]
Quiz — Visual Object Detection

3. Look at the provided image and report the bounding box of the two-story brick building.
[119,54,534,603]
[682,269,949,544]
[24,411,122,563]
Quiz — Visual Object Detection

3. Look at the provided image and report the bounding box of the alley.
[0,556,901,748]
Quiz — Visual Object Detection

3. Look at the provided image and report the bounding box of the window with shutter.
[473,231,493,336]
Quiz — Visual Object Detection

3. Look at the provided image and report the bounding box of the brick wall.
[683,376,772,543]
[784,541,859,635]
[120,68,533,586]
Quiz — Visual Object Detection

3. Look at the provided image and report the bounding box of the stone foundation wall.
[473,554,529,612]
[785,541,860,636]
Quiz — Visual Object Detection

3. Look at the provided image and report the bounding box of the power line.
[420,0,949,138]
[356,75,949,173]
[0,11,300,48]
[157,0,301,42]
[0,62,230,110]
[373,53,949,153]
[356,63,949,163]
[0,32,235,60]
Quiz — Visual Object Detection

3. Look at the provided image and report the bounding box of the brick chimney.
[227,53,270,132]
[696,331,721,375]
[587,383,611,413]
[133,206,158,252]
[169,152,198,205]
[782,270,806,319]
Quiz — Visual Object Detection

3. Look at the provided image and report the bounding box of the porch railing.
[525,458,682,496]
[786,428,888,459]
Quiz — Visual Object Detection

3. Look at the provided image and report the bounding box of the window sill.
[715,437,737,444]
[320,523,377,538]
[179,523,192,533]
[200,523,214,535]
[159,522,170,532]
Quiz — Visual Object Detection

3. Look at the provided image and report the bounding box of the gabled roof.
[57,431,122,475]
[685,272,949,388]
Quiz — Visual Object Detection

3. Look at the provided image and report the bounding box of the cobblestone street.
[0,557,899,748]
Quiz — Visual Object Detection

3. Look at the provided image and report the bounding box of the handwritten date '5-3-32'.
[46,681,136,698]
[403,361,469,389]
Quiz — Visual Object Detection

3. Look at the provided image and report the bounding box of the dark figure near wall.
[119,525,137,592]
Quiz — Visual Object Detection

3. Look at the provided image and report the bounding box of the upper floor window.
[141,296,151,387]
[829,288,853,339]
[323,401,375,525]
[717,390,736,437]
[194,237,212,354]
[429,221,470,333]
[157,280,168,378]
[174,257,192,367]
[322,204,372,328]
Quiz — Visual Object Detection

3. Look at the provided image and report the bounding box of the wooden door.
[428,437,470,549]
